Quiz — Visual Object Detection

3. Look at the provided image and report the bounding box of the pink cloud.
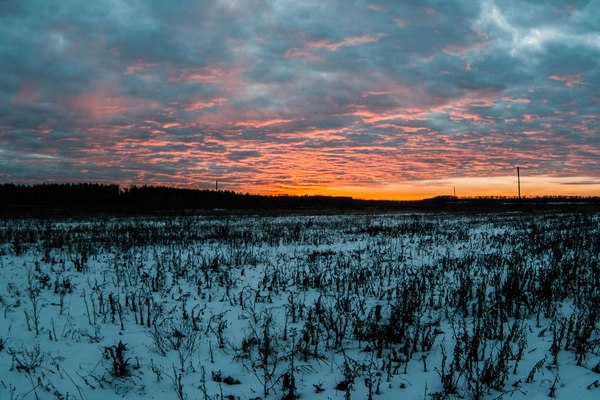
[283,48,322,61]
[275,128,347,141]
[442,32,490,56]
[373,124,426,133]
[125,61,155,75]
[168,66,226,83]
[502,97,531,104]
[185,98,226,111]
[306,33,386,51]
[523,114,535,123]
[448,110,493,124]
[549,74,584,88]
[63,91,129,120]
[352,108,429,123]
[60,87,160,121]
[235,119,293,128]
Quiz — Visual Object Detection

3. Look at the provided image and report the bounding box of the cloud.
[305,33,386,51]
[558,180,600,185]
[0,0,599,196]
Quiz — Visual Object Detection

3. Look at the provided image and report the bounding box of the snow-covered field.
[0,212,599,400]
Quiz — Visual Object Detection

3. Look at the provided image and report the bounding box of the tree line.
[0,183,356,210]
[1,183,599,214]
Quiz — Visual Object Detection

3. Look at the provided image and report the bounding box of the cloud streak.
[1,0,599,197]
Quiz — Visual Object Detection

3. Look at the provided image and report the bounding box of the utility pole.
[215,180,218,191]
[517,167,521,199]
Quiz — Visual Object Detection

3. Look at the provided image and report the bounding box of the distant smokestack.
[216,180,218,191]
[517,167,521,199]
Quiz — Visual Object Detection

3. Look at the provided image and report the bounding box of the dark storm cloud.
[1,0,599,193]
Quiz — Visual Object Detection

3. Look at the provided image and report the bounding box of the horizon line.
[2,181,600,202]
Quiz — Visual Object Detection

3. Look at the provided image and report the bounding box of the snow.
[0,212,599,399]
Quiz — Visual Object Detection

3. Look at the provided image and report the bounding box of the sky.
[1,0,600,199]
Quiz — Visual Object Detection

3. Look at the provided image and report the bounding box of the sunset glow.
[1,1,599,199]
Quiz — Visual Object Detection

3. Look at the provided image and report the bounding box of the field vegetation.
[0,212,599,399]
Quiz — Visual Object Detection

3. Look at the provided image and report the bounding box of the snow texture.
[0,212,599,399]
